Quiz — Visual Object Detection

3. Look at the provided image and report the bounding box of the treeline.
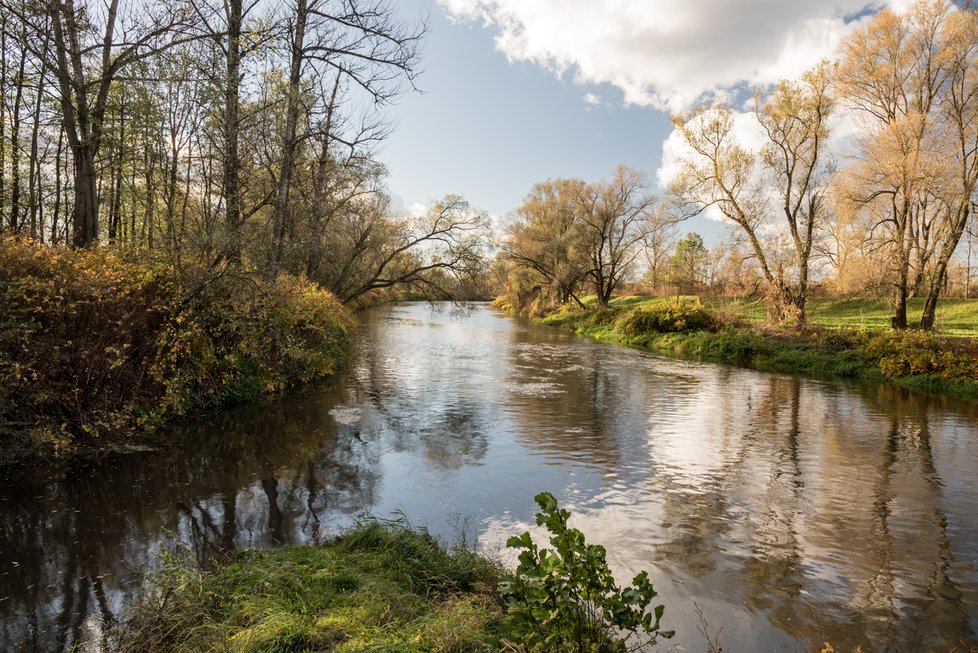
[0,0,499,460]
[0,0,491,301]
[499,0,978,330]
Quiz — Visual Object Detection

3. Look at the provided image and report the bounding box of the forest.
[0,0,494,459]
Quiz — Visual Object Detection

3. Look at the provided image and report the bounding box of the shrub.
[861,330,978,381]
[499,492,672,652]
[614,300,716,336]
[0,238,354,455]
[152,271,354,412]
[583,308,621,328]
[0,240,178,440]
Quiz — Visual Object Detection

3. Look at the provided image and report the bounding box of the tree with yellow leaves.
[837,0,978,329]
[670,64,834,324]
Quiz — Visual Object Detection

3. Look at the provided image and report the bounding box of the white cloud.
[583,92,602,106]
[408,202,428,218]
[388,192,432,218]
[439,0,894,113]
[655,105,860,224]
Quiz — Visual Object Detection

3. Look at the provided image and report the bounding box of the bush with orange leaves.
[0,238,354,459]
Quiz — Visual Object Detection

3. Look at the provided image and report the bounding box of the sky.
[380,0,903,240]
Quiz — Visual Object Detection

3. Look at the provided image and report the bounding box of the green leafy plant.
[499,492,673,652]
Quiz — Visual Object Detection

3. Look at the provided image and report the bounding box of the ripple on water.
[506,381,560,397]
[328,405,362,426]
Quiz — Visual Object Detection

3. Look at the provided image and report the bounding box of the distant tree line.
[0,0,491,302]
[499,0,978,328]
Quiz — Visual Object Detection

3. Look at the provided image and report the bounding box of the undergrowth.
[0,238,355,461]
[119,503,677,653]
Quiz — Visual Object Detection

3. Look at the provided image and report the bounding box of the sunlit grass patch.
[117,521,502,653]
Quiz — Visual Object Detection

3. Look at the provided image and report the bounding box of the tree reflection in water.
[1,303,977,652]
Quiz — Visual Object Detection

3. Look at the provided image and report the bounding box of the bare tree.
[641,202,679,294]
[672,64,834,324]
[323,194,491,304]
[266,0,424,279]
[578,165,655,307]
[5,0,200,246]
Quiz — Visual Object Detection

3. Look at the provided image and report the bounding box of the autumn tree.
[836,0,978,329]
[503,178,590,307]
[577,165,656,307]
[671,64,835,324]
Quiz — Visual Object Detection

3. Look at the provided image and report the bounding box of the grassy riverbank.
[117,494,674,653]
[532,296,978,400]
[0,238,355,464]
[118,522,503,653]
[696,295,978,337]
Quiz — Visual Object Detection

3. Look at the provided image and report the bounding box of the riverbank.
[117,521,503,652]
[115,493,674,653]
[530,296,978,401]
[0,238,355,466]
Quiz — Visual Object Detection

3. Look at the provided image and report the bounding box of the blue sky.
[382,1,672,222]
[380,0,893,241]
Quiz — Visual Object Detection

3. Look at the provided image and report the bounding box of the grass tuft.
[116,520,502,653]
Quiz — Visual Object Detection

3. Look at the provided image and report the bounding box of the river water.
[2,302,978,652]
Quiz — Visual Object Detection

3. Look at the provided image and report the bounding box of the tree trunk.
[967,230,974,299]
[165,151,179,250]
[71,145,99,247]
[28,54,46,240]
[890,203,912,330]
[919,200,973,329]
[9,25,28,232]
[222,0,244,263]
[109,155,124,244]
[108,97,126,244]
[893,276,909,330]
[919,262,948,330]
[0,19,7,225]
[145,146,155,250]
[267,0,308,280]
[306,77,341,279]
[51,128,63,243]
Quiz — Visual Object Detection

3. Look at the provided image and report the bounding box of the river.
[2,302,978,652]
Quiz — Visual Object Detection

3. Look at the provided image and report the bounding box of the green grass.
[588,294,978,337]
[801,297,978,336]
[118,521,502,653]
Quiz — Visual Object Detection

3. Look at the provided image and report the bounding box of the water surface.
[2,303,978,651]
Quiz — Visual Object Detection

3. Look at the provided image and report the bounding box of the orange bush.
[0,238,353,453]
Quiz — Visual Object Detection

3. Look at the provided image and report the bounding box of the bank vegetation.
[493,0,978,396]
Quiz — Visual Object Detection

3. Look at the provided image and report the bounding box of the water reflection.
[1,303,977,652]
